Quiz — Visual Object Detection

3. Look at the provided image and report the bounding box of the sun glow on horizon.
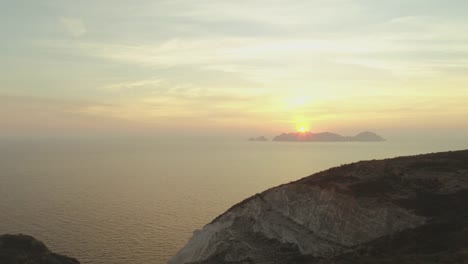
[296,123,310,133]
[294,116,310,133]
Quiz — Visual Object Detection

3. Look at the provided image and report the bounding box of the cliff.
[169,150,468,264]
[0,234,79,264]
[273,131,385,142]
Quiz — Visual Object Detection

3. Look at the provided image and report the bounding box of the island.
[273,131,385,142]
[169,149,468,264]
[248,136,268,141]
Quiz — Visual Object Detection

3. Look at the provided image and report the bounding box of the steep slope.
[0,234,79,264]
[169,150,468,264]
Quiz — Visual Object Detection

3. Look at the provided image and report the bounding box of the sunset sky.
[1,0,468,138]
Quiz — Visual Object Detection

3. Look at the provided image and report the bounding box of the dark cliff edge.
[0,234,79,264]
[169,149,468,264]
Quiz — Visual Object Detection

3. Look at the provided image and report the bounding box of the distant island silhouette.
[273,131,385,142]
[248,136,268,141]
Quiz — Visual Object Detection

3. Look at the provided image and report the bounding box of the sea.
[1,137,467,264]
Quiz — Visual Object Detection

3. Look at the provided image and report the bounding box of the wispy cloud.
[101,78,166,92]
[2,0,468,136]
[43,15,468,81]
[60,17,87,37]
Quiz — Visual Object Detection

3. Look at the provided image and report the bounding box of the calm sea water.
[1,138,467,264]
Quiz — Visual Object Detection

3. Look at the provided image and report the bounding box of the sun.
[294,116,310,133]
[297,125,310,133]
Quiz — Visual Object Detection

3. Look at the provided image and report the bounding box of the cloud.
[3,0,468,136]
[43,14,468,83]
[60,17,87,37]
[101,78,166,92]
[60,77,278,130]
[2,92,468,137]
[0,95,132,136]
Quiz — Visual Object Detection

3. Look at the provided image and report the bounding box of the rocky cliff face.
[0,234,79,264]
[169,150,468,264]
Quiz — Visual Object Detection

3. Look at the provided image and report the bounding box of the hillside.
[0,234,79,264]
[169,150,468,264]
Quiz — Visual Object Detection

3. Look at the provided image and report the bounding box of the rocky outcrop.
[169,150,468,264]
[273,131,385,142]
[0,234,79,264]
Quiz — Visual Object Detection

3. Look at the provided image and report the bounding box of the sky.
[1,0,468,138]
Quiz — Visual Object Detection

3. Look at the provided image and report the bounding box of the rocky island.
[169,149,468,264]
[0,234,79,264]
[273,131,385,142]
[248,136,269,141]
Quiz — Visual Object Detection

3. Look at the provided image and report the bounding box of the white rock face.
[169,150,468,264]
[169,184,424,264]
